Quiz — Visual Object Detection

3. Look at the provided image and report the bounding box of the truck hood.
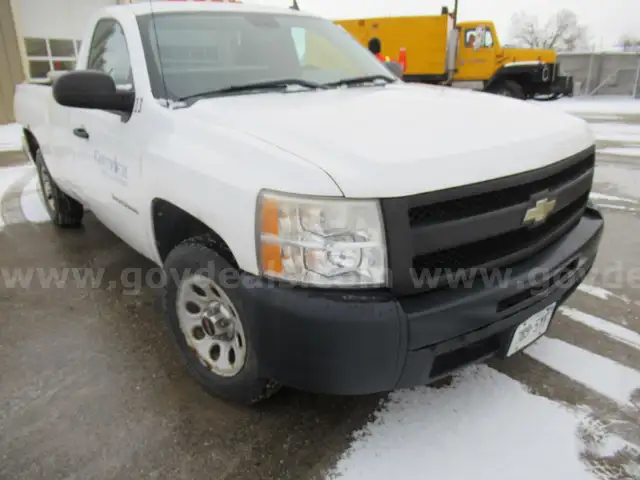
[501,47,556,65]
[189,83,593,198]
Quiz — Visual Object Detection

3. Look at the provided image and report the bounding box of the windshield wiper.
[178,79,327,103]
[323,75,396,88]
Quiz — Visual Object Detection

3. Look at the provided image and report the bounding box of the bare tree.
[508,9,590,52]
[617,34,640,52]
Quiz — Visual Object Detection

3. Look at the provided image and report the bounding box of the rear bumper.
[239,209,603,396]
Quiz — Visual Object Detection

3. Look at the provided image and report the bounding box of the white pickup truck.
[14,1,604,405]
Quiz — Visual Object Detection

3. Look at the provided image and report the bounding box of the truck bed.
[336,15,452,79]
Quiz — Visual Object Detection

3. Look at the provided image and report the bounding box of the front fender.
[485,62,553,89]
[141,124,343,275]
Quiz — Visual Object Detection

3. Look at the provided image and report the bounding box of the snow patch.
[0,123,22,152]
[577,283,631,303]
[589,192,638,204]
[330,365,595,480]
[590,122,640,144]
[595,203,639,211]
[560,307,640,351]
[525,337,640,407]
[20,174,50,223]
[547,97,640,116]
[0,165,34,228]
[597,146,640,157]
[579,115,623,121]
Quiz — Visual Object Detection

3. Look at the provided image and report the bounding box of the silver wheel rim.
[39,163,56,212]
[176,274,247,377]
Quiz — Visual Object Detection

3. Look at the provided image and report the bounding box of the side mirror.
[53,70,135,113]
[383,61,404,78]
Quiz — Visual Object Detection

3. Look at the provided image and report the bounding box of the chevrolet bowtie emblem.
[523,198,556,225]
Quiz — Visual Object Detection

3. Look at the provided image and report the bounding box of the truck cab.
[454,21,571,99]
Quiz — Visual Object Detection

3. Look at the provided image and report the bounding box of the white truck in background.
[14,2,603,405]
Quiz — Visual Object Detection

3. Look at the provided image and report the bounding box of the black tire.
[162,235,280,405]
[35,149,84,228]
[488,79,526,100]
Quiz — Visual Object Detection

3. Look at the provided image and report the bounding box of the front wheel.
[487,80,526,100]
[162,236,280,405]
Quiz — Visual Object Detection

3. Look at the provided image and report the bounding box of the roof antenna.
[290,0,300,10]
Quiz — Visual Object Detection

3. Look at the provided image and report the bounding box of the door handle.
[73,127,89,139]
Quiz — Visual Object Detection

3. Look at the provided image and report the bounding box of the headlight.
[257,190,387,287]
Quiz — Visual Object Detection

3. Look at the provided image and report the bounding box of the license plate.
[507,302,557,357]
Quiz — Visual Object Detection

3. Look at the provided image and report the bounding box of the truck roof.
[105,1,310,17]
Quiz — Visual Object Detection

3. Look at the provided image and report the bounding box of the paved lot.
[1,108,639,480]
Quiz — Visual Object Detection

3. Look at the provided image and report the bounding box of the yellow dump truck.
[334,7,574,100]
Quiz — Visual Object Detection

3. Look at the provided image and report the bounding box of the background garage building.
[0,0,122,124]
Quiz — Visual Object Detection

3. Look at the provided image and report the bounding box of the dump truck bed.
[336,15,452,79]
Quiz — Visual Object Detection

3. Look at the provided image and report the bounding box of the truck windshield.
[137,11,394,101]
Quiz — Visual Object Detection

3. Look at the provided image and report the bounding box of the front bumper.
[550,74,574,96]
[239,209,603,396]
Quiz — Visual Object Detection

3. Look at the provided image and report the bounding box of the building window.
[49,39,76,57]
[24,37,48,57]
[53,60,76,71]
[28,60,51,79]
[23,37,80,82]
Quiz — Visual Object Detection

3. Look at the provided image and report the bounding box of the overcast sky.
[249,0,639,48]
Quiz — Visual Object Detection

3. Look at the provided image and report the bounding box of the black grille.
[413,192,588,272]
[409,153,594,227]
[380,146,596,296]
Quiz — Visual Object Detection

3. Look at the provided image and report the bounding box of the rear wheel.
[487,80,526,100]
[35,149,84,228]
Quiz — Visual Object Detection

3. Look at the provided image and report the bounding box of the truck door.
[455,24,497,81]
[69,18,148,255]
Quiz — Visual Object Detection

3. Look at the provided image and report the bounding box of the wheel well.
[23,129,39,162]
[487,71,536,97]
[151,198,238,267]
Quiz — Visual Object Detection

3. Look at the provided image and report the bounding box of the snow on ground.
[577,283,631,304]
[0,165,36,228]
[589,192,638,204]
[0,123,22,152]
[20,174,50,223]
[590,123,640,144]
[597,146,640,157]
[545,97,639,116]
[559,307,640,351]
[580,115,624,122]
[526,337,640,407]
[330,365,595,480]
[595,203,640,212]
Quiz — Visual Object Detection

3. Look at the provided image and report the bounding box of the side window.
[464,27,494,49]
[87,19,133,88]
[464,29,477,48]
[483,30,494,48]
[291,27,306,63]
